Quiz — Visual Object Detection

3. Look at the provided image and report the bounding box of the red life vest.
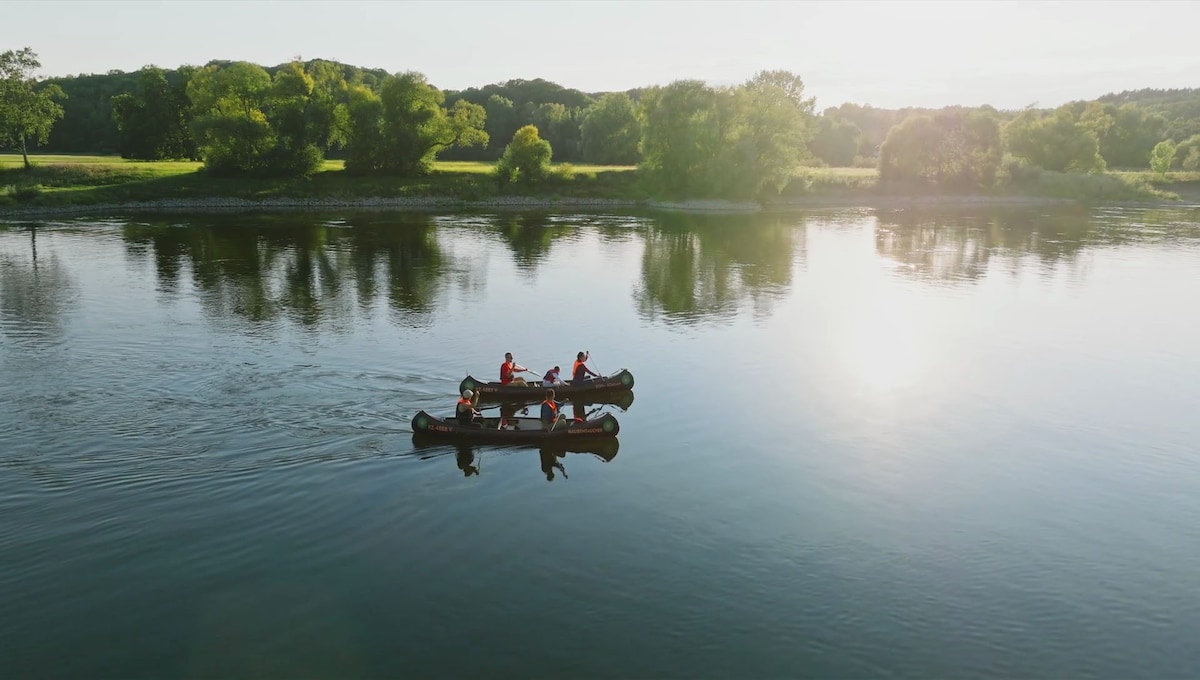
[458,397,472,408]
[500,361,514,385]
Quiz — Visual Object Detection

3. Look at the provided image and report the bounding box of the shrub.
[13,185,44,202]
[496,125,552,186]
[1150,140,1177,175]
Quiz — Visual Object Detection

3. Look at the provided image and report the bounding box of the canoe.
[410,409,619,443]
[475,389,635,416]
[458,368,635,401]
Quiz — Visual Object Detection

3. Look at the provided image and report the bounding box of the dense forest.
[4,49,1200,198]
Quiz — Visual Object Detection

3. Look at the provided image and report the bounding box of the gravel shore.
[0,193,1116,220]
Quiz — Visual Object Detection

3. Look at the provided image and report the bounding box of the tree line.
[5,47,1200,198]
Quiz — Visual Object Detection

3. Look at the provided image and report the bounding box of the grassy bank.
[0,155,644,208]
[1,154,1193,214]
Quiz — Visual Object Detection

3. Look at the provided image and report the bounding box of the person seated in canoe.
[540,388,563,431]
[501,352,532,386]
[457,389,482,426]
[542,366,564,387]
[572,351,600,385]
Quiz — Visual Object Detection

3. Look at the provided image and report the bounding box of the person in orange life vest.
[501,352,530,386]
[540,388,562,430]
[457,389,481,426]
[542,366,564,387]
[572,351,599,385]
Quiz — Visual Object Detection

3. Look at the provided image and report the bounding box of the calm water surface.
[3,206,1200,678]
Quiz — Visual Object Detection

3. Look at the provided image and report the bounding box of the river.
[2,206,1199,678]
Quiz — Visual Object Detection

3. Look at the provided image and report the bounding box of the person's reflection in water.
[539,449,566,481]
[456,446,480,476]
[572,400,586,423]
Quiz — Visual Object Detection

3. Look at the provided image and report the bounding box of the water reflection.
[414,438,621,481]
[0,225,76,346]
[635,213,804,325]
[122,214,475,328]
[90,205,1200,333]
[485,212,579,271]
[875,206,1200,284]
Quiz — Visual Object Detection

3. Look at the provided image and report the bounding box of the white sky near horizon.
[4,0,1198,111]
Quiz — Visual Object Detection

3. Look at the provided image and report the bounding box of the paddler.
[571,351,599,386]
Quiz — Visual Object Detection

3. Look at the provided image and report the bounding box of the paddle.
[587,350,601,377]
[549,412,566,431]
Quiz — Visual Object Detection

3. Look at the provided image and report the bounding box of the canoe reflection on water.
[411,436,620,482]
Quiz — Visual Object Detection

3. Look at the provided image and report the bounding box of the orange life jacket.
[542,399,557,415]
[458,397,472,408]
[500,361,514,384]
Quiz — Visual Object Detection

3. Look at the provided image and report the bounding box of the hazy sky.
[4,0,1198,110]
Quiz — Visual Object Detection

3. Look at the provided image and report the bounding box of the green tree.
[344,85,384,173]
[639,80,724,197]
[719,69,816,196]
[188,61,277,174]
[1004,109,1105,173]
[531,102,578,161]
[1175,134,1200,171]
[188,60,348,176]
[809,115,861,167]
[345,71,487,175]
[1149,139,1176,175]
[580,92,641,164]
[878,108,1002,189]
[639,72,815,198]
[0,48,67,169]
[483,94,520,158]
[264,60,323,175]
[496,124,552,185]
[1078,102,1166,168]
[111,66,195,160]
[296,59,351,153]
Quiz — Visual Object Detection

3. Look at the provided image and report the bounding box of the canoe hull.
[410,409,620,443]
[459,369,635,401]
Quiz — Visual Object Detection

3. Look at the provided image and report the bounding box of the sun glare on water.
[838,287,930,394]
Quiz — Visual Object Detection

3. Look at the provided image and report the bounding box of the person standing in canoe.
[572,351,599,385]
[501,352,531,386]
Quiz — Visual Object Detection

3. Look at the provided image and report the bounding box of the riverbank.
[0,193,1117,220]
[2,154,1196,219]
